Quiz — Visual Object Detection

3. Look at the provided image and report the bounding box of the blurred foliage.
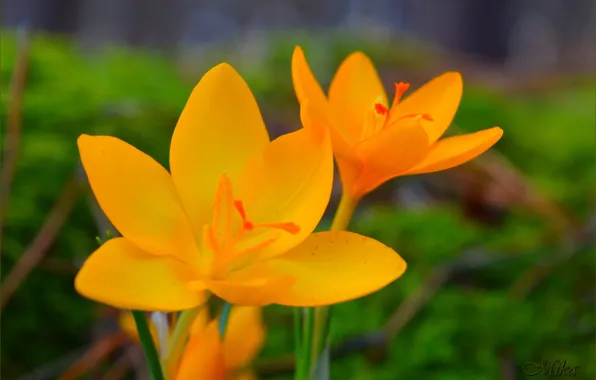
[1,30,594,379]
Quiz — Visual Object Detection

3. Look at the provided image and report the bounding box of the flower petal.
[236,123,333,259]
[118,312,161,350]
[176,321,226,380]
[75,238,205,311]
[328,52,387,145]
[390,72,463,144]
[405,127,503,175]
[205,275,296,307]
[222,307,265,370]
[170,63,270,232]
[78,135,200,265]
[352,122,430,197]
[300,99,362,194]
[190,306,211,335]
[262,231,407,307]
[291,46,329,113]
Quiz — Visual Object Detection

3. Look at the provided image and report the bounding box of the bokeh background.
[1,0,595,379]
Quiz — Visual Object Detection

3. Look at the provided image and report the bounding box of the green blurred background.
[1,3,595,378]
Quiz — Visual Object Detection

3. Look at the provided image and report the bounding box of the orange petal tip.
[443,71,462,81]
[77,134,92,145]
[486,126,504,140]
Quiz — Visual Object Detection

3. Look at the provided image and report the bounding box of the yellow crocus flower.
[176,307,264,380]
[75,63,406,311]
[292,46,503,201]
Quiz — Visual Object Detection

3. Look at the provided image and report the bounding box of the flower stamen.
[399,113,434,122]
[374,103,389,116]
[207,174,300,277]
[391,82,410,108]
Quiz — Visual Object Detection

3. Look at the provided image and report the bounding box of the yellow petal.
[328,52,387,145]
[300,99,363,195]
[351,122,429,198]
[405,127,503,175]
[118,312,140,341]
[190,306,211,335]
[205,275,296,306]
[75,238,205,311]
[176,321,227,380]
[236,124,333,259]
[78,135,200,266]
[390,72,463,144]
[261,231,407,307]
[291,46,329,112]
[223,307,265,370]
[118,312,159,347]
[170,63,270,232]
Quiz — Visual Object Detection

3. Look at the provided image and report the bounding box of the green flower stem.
[163,305,204,377]
[218,302,232,337]
[297,307,315,380]
[311,306,332,363]
[132,310,165,380]
[294,308,304,379]
[305,193,360,379]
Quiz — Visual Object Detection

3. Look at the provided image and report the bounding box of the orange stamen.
[233,200,253,230]
[374,103,389,115]
[233,200,247,221]
[255,222,300,235]
[211,174,235,243]
[391,82,410,109]
[222,178,233,242]
[207,174,301,277]
[234,237,278,258]
[207,227,221,254]
[399,113,434,122]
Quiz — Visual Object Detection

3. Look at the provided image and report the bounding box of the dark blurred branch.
[58,333,128,380]
[498,349,518,380]
[509,215,596,300]
[37,257,78,274]
[383,267,450,341]
[447,126,577,233]
[102,345,139,380]
[0,26,31,253]
[15,348,88,380]
[1,174,82,310]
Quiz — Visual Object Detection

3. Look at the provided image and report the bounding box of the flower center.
[360,82,433,141]
[206,174,300,278]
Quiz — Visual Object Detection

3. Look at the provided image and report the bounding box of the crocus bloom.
[118,308,264,380]
[75,63,406,311]
[292,46,503,201]
[176,307,265,380]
